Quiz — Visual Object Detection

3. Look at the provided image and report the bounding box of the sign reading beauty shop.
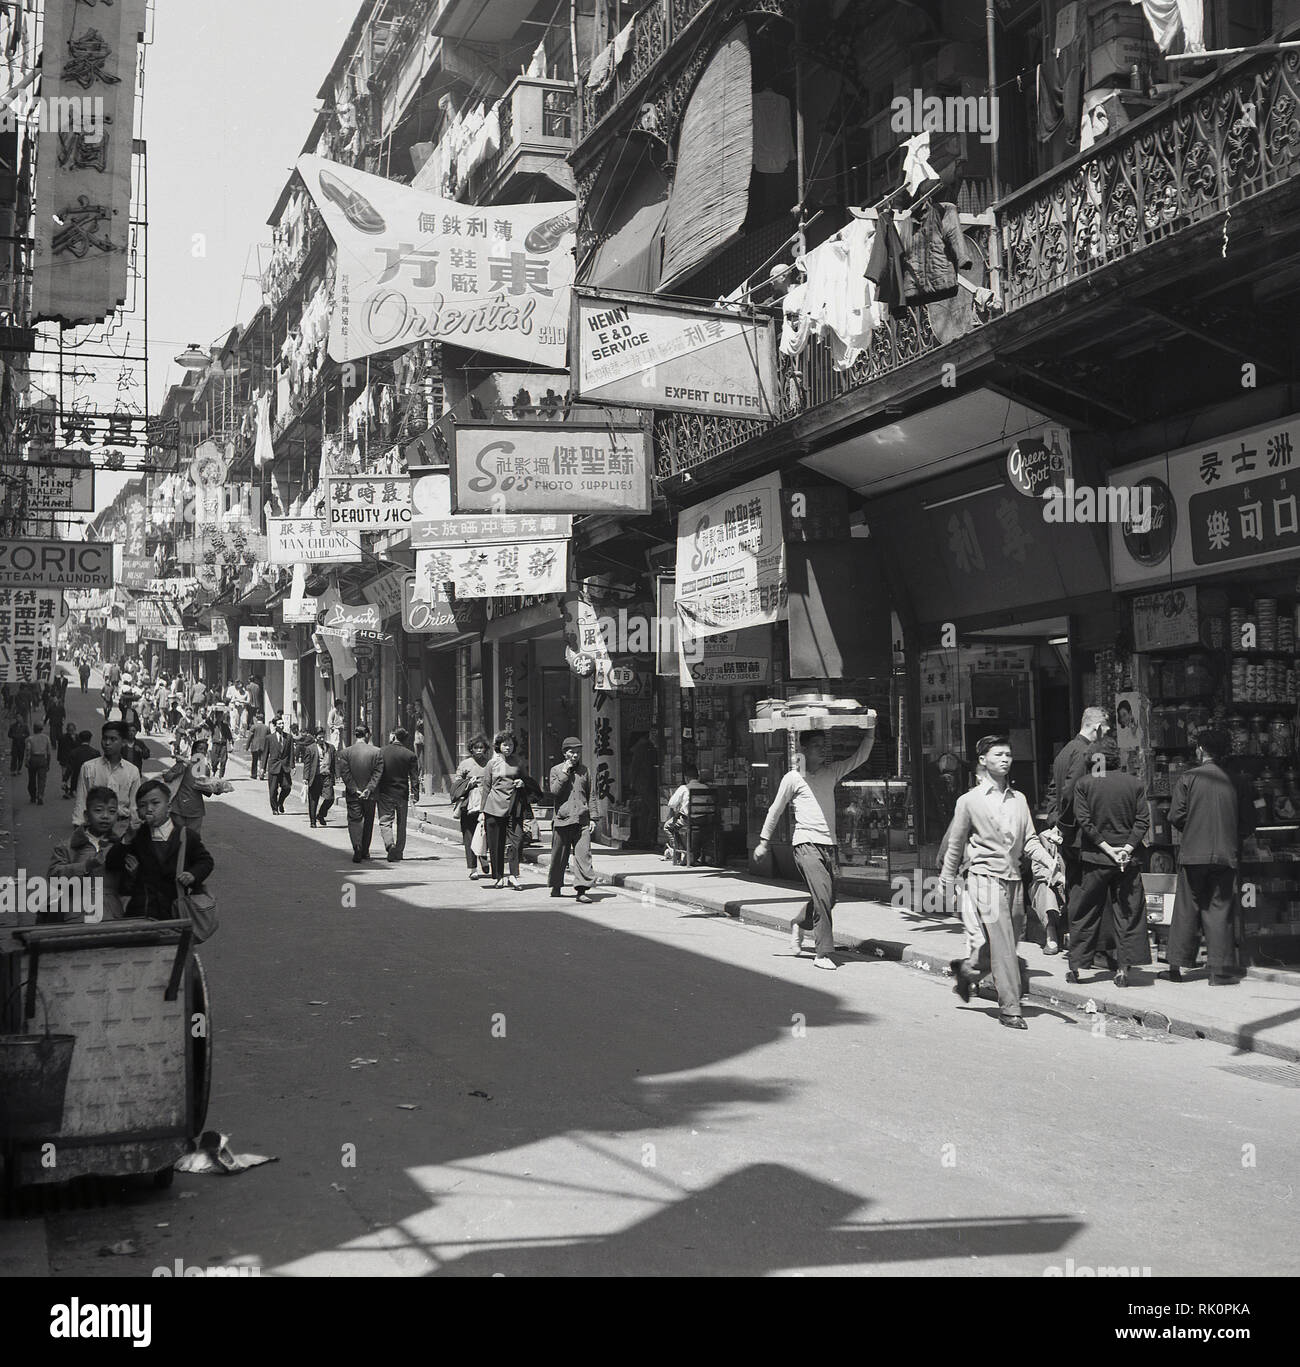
[0,539,114,589]
[267,516,362,565]
[676,472,787,638]
[1109,413,1300,587]
[572,288,778,420]
[298,154,575,369]
[451,423,649,514]
[326,476,412,530]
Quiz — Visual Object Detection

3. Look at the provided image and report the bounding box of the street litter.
[174,1130,278,1175]
[350,1057,379,1068]
[98,1240,137,1256]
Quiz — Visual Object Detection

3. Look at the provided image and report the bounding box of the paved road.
[15,680,1300,1278]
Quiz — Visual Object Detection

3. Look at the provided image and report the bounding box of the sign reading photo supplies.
[326,476,412,530]
[451,424,649,514]
[572,288,778,420]
[267,517,362,565]
[298,153,575,369]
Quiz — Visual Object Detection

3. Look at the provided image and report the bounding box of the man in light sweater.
[754,719,876,970]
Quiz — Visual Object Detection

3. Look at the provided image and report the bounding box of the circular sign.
[607,665,640,692]
[567,647,594,677]
[1006,437,1063,498]
[1120,476,1177,568]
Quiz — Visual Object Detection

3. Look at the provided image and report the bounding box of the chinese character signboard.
[24,465,96,513]
[0,539,113,589]
[1109,413,1300,588]
[412,512,574,547]
[207,616,231,646]
[267,516,362,565]
[572,288,778,420]
[450,423,649,514]
[675,472,787,638]
[1132,587,1200,652]
[326,476,412,530]
[239,626,296,661]
[0,589,60,683]
[416,540,567,600]
[297,154,575,368]
[32,0,148,326]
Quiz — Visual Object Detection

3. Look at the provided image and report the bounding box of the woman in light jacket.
[480,729,543,889]
[451,733,491,879]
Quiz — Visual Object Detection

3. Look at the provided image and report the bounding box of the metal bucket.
[0,986,75,1141]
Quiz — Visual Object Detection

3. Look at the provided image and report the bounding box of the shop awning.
[584,142,669,294]
[659,23,753,291]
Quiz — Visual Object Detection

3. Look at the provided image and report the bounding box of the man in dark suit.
[376,727,420,861]
[265,715,294,814]
[65,731,100,799]
[548,736,596,901]
[1044,706,1109,893]
[338,724,384,862]
[303,727,336,828]
[1068,735,1151,987]
[1167,728,1253,985]
[246,716,269,779]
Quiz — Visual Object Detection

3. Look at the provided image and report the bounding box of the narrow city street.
[14,686,1298,1280]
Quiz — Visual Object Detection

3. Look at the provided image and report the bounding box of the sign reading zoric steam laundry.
[23,465,96,513]
[267,516,362,565]
[0,588,60,683]
[450,424,649,514]
[326,476,412,530]
[675,472,787,638]
[0,539,114,589]
[298,153,575,369]
[239,626,296,661]
[572,289,778,420]
[416,540,567,600]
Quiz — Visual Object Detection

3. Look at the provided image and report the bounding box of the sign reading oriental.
[1109,413,1300,588]
[298,154,575,369]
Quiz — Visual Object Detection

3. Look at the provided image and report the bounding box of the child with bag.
[106,779,216,921]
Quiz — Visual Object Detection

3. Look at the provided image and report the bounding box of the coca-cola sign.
[1120,477,1176,568]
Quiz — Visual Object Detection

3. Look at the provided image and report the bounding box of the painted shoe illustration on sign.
[524,212,576,253]
[317,170,386,235]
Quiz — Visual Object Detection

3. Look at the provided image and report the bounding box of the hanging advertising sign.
[1006,427,1072,498]
[361,567,409,621]
[120,554,153,590]
[239,626,296,661]
[682,630,771,687]
[1109,413,1300,588]
[207,615,232,646]
[675,471,787,639]
[0,588,60,683]
[283,597,320,625]
[412,512,574,547]
[267,516,362,565]
[320,602,382,637]
[165,626,180,650]
[24,465,96,513]
[450,423,649,514]
[326,476,412,530]
[416,540,567,600]
[571,288,778,420]
[298,153,575,368]
[31,0,148,327]
[401,573,458,634]
[1132,587,1201,652]
[0,539,114,589]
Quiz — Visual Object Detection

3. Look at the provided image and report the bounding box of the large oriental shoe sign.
[298,154,575,369]
[32,0,148,326]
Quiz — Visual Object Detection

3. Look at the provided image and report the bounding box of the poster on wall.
[0,588,59,682]
[1132,586,1200,651]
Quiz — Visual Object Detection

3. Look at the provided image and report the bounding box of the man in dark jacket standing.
[1167,728,1252,985]
[338,724,384,862]
[548,736,596,901]
[1044,707,1109,895]
[1068,735,1151,987]
[264,715,294,814]
[376,727,420,861]
[246,716,269,779]
[303,728,337,827]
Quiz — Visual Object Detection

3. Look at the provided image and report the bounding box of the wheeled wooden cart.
[0,920,210,1196]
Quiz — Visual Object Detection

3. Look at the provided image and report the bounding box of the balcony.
[461,77,576,205]
[1001,47,1300,311]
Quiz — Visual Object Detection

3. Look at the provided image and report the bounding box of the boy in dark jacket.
[106,780,215,919]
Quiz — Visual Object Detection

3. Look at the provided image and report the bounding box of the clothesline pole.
[1166,39,1300,61]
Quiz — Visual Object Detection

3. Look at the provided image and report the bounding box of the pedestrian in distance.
[754,721,876,970]
[1068,734,1151,987]
[78,659,91,692]
[107,779,216,920]
[7,711,28,776]
[161,734,232,837]
[303,727,337,827]
[547,736,597,902]
[208,706,234,778]
[57,721,78,797]
[24,721,53,804]
[481,729,542,888]
[941,734,1047,1030]
[1165,727,1254,986]
[65,730,99,800]
[375,727,420,862]
[338,723,385,862]
[450,735,492,878]
[264,715,295,815]
[246,714,270,780]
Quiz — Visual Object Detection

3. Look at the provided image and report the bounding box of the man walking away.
[548,737,596,901]
[246,715,269,780]
[304,728,337,827]
[209,706,233,778]
[78,659,91,692]
[754,721,876,970]
[941,735,1047,1030]
[1166,728,1253,986]
[264,715,294,814]
[1069,735,1151,987]
[24,721,53,803]
[7,712,28,775]
[338,724,384,862]
[376,727,420,861]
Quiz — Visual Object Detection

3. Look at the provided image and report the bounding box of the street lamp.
[174,344,209,371]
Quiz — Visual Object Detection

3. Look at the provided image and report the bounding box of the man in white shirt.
[754,720,875,970]
[73,722,141,831]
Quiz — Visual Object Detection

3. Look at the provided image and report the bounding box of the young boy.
[48,785,128,921]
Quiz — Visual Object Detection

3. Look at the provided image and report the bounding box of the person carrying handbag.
[480,729,543,889]
[106,779,216,921]
[451,734,491,879]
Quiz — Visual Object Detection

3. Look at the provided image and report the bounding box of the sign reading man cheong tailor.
[298,154,575,368]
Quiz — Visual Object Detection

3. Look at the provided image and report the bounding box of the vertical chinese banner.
[0,589,61,683]
[32,0,148,325]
